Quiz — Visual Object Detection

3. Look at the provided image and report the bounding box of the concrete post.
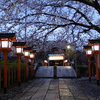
[54,65,57,79]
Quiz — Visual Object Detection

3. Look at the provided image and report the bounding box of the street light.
[12,42,26,87]
[66,44,77,75]
[83,46,92,82]
[89,39,100,86]
[23,47,32,82]
[66,45,71,64]
[29,50,36,79]
[67,45,71,49]
[0,33,16,93]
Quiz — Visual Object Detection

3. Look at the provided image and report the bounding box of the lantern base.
[18,82,20,87]
[4,88,7,94]
[89,77,91,82]
[97,80,99,86]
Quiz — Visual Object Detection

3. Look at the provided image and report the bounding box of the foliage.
[0,60,26,66]
[77,65,88,75]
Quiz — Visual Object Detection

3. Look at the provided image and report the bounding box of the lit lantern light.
[86,50,92,55]
[16,48,22,53]
[23,47,32,82]
[64,60,68,63]
[89,39,100,86]
[12,42,26,87]
[44,60,48,66]
[0,33,16,94]
[89,39,100,52]
[83,46,92,82]
[64,59,68,66]
[30,53,35,58]
[24,51,30,57]
[44,60,48,63]
[29,50,37,79]
[0,33,16,50]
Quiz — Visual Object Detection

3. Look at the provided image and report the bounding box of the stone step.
[35,66,77,78]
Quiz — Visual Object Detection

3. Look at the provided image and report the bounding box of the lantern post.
[89,39,100,86]
[29,50,36,79]
[23,47,32,82]
[12,42,26,87]
[0,33,16,93]
[83,46,92,82]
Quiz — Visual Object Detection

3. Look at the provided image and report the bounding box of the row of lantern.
[0,33,36,93]
[83,39,100,86]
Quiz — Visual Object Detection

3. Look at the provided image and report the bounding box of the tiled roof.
[23,47,32,50]
[12,42,26,46]
[0,33,15,38]
[83,46,91,49]
[30,50,36,53]
[89,39,100,43]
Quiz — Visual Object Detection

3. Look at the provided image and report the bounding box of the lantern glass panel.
[92,46,94,51]
[16,48,22,53]
[9,41,11,48]
[30,54,34,58]
[22,48,23,53]
[24,51,29,57]
[2,41,8,48]
[94,45,99,51]
[86,50,92,55]
[0,41,1,48]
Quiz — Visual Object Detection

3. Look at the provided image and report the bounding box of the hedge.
[0,60,26,66]
[77,65,88,75]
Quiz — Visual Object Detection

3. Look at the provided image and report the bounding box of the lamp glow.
[30,54,34,58]
[64,60,68,63]
[24,52,29,56]
[16,48,22,53]
[86,50,92,55]
[2,41,8,48]
[44,60,48,63]
[49,56,64,60]
[67,45,70,49]
[94,45,99,51]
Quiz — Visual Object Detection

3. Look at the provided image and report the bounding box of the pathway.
[13,79,94,100]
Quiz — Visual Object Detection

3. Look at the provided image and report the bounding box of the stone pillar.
[54,65,57,79]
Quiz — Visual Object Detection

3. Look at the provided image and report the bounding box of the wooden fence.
[0,65,32,90]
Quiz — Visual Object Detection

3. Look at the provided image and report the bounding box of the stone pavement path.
[13,79,95,100]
